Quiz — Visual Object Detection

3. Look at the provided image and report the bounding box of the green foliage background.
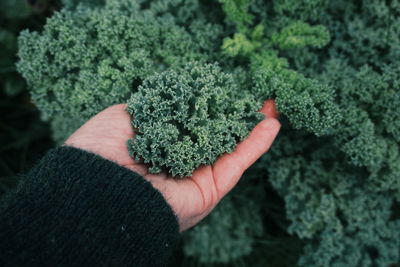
[0,0,57,197]
[2,0,400,266]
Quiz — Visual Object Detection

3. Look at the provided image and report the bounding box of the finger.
[213,116,281,197]
[260,99,279,119]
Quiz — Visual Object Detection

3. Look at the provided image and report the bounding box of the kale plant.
[218,0,341,136]
[17,0,213,141]
[253,1,400,266]
[16,0,400,266]
[127,63,262,176]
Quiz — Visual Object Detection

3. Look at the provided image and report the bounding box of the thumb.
[212,100,281,197]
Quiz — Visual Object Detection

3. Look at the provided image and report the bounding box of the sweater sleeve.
[0,146,180,267]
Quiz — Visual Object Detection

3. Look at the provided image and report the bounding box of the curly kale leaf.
[220,1,400,265]
[218,0,253,32]
[322,0,400,68]
[18,5,153,121]
[261,131,400,267]
[17,0,208,140]
[137,0,200,24]
[252,67,341,136]
[272,0,329,22]
[259,60,400,267]
[218,0,339,136]
[127,63,262,177]
[271,21,330,50]
[299,190,400,267]
[318,61,400,175]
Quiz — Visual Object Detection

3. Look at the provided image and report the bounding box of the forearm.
[0,147,179,267]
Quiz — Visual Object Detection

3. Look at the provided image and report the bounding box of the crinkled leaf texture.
[17,0,208,142]
[252,68,341,136]
[127,63,263,177]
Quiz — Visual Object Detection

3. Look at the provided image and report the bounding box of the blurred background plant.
[0,0,58,195]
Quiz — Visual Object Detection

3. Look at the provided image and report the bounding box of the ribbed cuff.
[0,146,179,267]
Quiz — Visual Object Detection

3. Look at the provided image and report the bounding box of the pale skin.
[65,100,281,231]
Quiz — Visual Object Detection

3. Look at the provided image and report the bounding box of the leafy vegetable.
[127,63,262,177]
[17,0,209,141]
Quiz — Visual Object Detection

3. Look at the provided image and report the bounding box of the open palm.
[65,101,280,231]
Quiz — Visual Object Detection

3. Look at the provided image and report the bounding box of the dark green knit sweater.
[0,146,180,266]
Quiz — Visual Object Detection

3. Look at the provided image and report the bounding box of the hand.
[65,100,281,231]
